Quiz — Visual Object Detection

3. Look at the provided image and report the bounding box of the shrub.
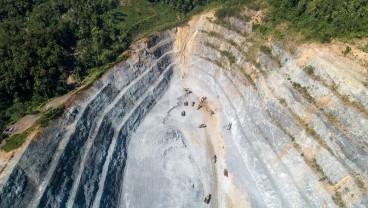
[1,133,28,152]
[260,45,272,56]
[332,191,347,208]
[220,50,236,64]
[215,6,240,18]
[343,46,351,56]
[38,105,65,127]
[304,66,315,75]
[253,24,269,35]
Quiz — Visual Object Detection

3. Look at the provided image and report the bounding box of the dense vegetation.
[260,0,368,42]
[0,0,197,143]
[0,0,125,139]
[213,0,368,42]
[149,0,211,12]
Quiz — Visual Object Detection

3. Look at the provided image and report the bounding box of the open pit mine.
[0,11,367,208]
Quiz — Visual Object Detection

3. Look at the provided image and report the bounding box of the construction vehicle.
[198,124,207,128]
[226,122,232,130]
[197,104,202,110]
[224,169,228,177]
[204,193,211,204]
[209,110,215,115]
[184,88,192,95]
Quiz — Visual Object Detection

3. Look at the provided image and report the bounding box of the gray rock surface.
[0,11,367,208]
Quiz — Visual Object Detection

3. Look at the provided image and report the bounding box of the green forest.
[1,0,367,142]
[0,0,125,138]
[267,0,368,42]
[0,0,211,142]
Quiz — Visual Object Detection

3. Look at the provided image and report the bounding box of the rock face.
[1,11,368,208]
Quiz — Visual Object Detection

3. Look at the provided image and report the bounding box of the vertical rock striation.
[0,31,175,208]
[1,11,368,208]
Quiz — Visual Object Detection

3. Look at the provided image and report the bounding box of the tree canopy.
[148,0,211,12]
[0,0,129,141]
[267,0,368,41]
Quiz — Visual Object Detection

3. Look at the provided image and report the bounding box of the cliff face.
[0,30,175,207]
[1,10,368,208]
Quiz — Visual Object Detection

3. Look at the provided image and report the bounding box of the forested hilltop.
[0,0,124,136]
[1,0,367,143]
[0,0,211,141]
[267,0,368,42]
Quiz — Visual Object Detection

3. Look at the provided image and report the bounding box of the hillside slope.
[1,9,368,208]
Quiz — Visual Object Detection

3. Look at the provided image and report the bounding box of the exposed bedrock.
[1,12,368,208]
[0,31,175,208]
